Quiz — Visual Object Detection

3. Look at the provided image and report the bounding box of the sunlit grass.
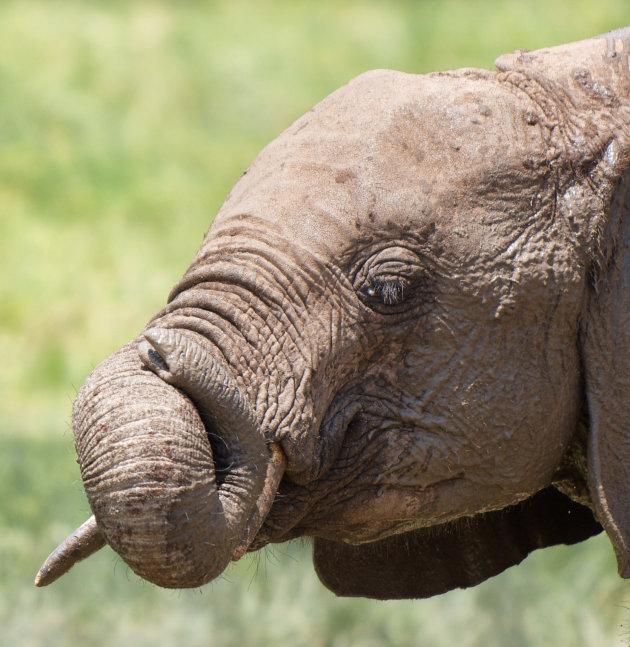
[3,1,630,645]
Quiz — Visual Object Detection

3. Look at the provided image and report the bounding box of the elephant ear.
[497,28,630,578]
[580,166,630,577]
[313,488,601,599]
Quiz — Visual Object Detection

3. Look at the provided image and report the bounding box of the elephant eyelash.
[366,278,405,305]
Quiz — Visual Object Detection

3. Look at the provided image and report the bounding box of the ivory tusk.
[35,515,106,587]
[232,443,286,561]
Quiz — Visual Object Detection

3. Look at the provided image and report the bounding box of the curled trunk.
[73,329,266,588]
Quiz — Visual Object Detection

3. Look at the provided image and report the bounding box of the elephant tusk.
[34,515,106,587]
[232,443,286,561]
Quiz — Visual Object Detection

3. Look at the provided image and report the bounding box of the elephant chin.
[72,334,268,588]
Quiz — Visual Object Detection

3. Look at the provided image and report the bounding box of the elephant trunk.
[72,328,267,588]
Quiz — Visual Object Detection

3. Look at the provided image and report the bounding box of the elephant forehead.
[214,69,550,259]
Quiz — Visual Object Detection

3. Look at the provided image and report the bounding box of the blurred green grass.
[3,1,630,645]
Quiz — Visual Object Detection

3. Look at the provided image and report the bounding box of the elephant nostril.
[146,348,168,372]
[137,338,170,377]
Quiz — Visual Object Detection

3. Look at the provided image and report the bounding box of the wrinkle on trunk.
[73,333,266,588]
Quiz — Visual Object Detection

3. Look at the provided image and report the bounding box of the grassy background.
[3,1,630,645]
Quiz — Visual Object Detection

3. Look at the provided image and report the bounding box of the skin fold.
[38,28,630,598]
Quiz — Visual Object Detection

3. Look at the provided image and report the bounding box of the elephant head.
[37,28,630,598]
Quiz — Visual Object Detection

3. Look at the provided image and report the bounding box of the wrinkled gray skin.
[38,29,630,597]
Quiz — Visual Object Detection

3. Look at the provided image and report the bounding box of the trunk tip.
[35,515,106,587]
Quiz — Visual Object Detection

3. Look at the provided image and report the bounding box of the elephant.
[36,27,630,600]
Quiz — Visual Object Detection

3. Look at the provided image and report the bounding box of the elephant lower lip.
[231,443,287,561]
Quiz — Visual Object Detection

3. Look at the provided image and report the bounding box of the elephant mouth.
[230,442,287,561]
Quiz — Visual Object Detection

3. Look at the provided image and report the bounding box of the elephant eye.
[366,278,406,306]
[352,246,424,314]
